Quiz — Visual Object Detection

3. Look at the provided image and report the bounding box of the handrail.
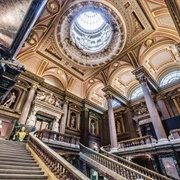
[28,132,89,180]
[102,136,157,152]
[80,143,158,180]
[35,129,80,148]
[100,147,170,180]
[118,135,157,149]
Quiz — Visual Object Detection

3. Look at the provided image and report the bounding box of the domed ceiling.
[1,0,179,110]
[57,1,126,66]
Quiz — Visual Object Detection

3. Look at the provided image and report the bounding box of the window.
[131,87,143,100]
[160,70,180,87]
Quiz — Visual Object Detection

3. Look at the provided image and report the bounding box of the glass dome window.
[70,10,113,53]
[131,87,143,100]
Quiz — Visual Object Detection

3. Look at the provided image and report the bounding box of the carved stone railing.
[28,132,89,180]
[34,129,80,149]
[80,143,168,180]
[101,147,170,180]
[103,136,157,152]
[168,129,180,144]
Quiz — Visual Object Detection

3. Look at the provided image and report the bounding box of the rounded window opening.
[70,10,113,53]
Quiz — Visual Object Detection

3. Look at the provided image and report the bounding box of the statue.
[117,120,122,134]
[3,92,16,108]
[26,110,37,126]
[13,126,27,142]
[52,117,59,132]
[70,116,76,128]
[91,121,95,134]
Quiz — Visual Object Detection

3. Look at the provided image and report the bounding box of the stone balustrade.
[117,135,157,152]
[100,147,170,180]
[28,132,89,180]
[34,129,80,149]
[80,143,170,180]
[168,129,180,144]
[102,136,157,153]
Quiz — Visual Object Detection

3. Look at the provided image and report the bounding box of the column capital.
[156,94,166,101]
[132,66,148,83]
[105,92,113,100]
[31,83,39,90]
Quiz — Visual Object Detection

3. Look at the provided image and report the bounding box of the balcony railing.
[103,135,157,152]
[100,147,170,180]
[79,143,170,180]
[28,132,89,180]
[34,129,80,149]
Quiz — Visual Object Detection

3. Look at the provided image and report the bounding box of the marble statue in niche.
[116,120,122,134]
[70,114,76,128]
[91,120,96,134]
[2,92,16,108]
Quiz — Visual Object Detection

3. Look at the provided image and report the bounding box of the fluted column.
[105,92,118,151]
[156,95,171,119]
[132,67,168,144]
[60,100,68,134]
[19,84,38,124]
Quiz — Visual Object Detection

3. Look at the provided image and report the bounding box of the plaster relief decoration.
[35,91,63,108]
[133,101,148,116]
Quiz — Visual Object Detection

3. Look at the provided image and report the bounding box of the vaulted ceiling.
[0,0,180,109]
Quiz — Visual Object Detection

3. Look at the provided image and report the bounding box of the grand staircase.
[0,140,47,180]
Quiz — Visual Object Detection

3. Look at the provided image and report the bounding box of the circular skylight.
[57,1,126,67]
[70,10,113,53]
[76,11,105,31]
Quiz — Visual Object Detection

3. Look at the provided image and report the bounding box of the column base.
[156,138,170,146]
[110,147,118,153]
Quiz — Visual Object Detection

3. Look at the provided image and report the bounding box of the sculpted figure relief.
[36,92,46,101]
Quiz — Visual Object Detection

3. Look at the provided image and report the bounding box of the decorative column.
[105,92,118,152]
[132,67,169,144]
[60,100,68,134]
[124,107,137,138]
[156,95,171,119]
[80,107,89,147]
[19,84,38,124]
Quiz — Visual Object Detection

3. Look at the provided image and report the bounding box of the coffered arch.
[109,64,136,97]
[87,82,106,108]
[138,38,180,82]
